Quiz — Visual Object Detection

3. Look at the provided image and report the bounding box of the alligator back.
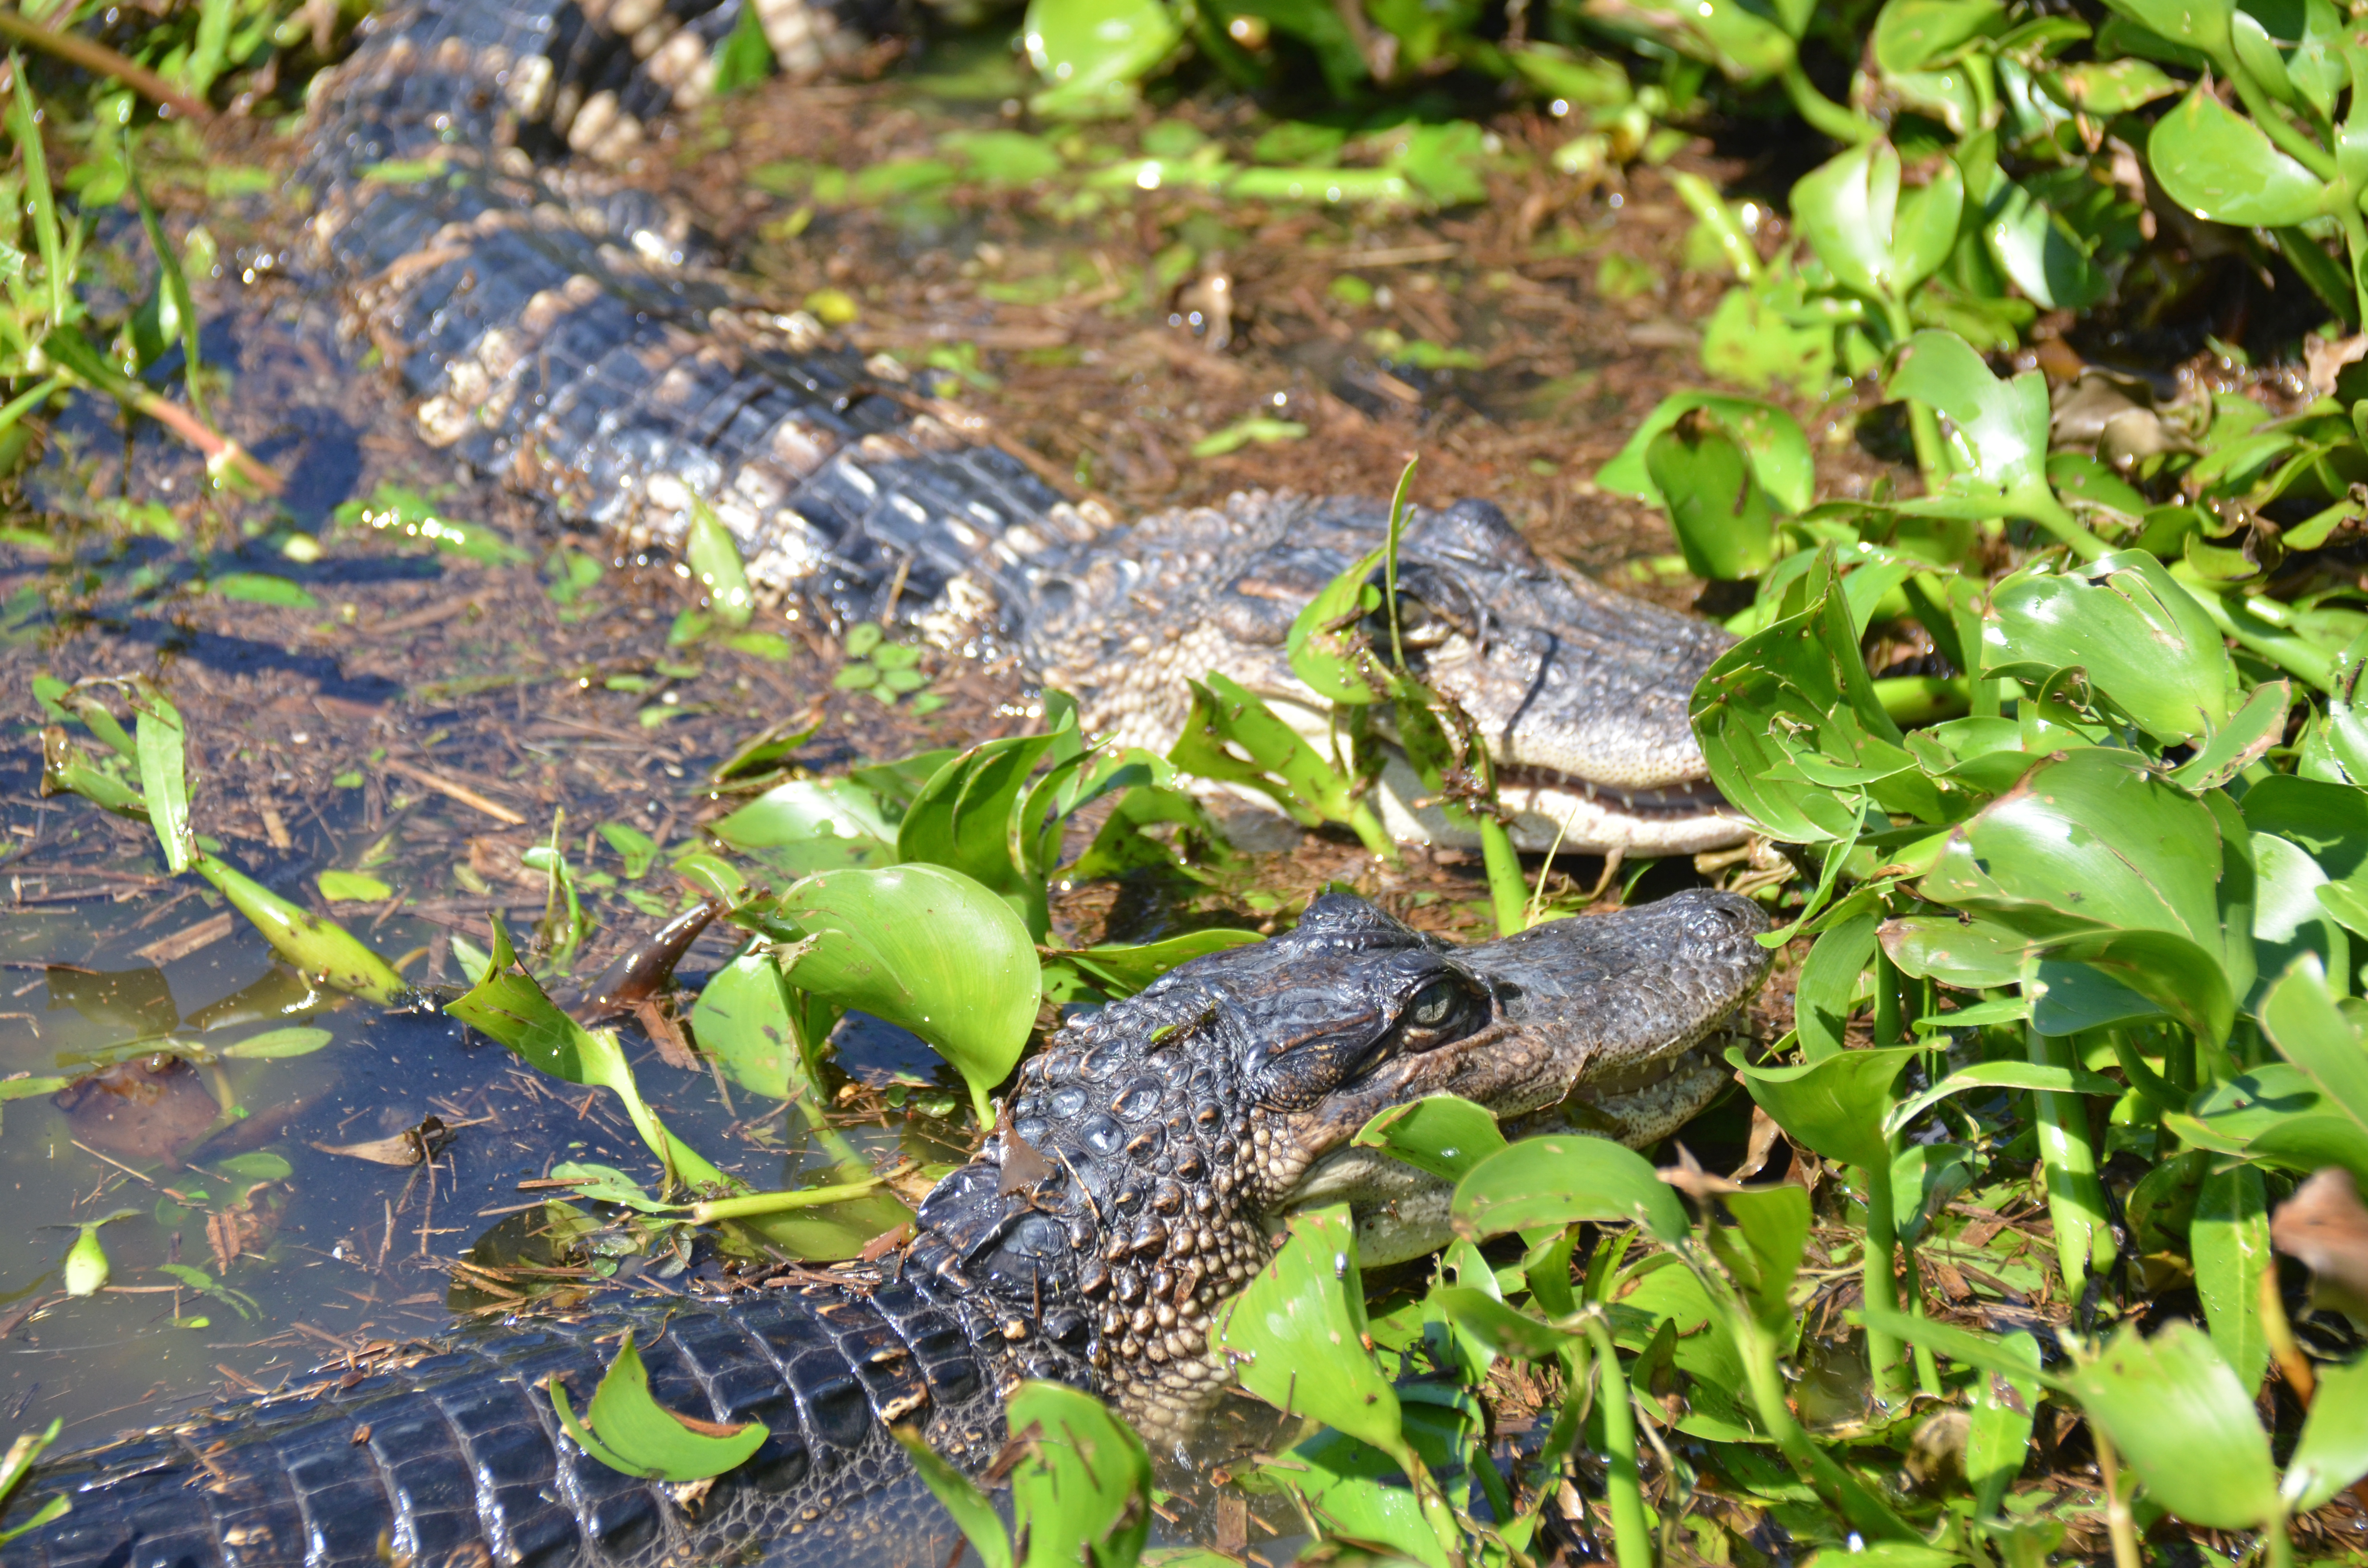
[0,1288,999,1568]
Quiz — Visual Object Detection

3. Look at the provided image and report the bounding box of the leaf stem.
[1480,817,1528,936]
[1579,1316,1653,1568]
[2092,1426,2144,1568]
[689,1178,886,1222]
[1860,1149,1911,1408]
[1780,60,1880,143]
[2026,1025,2113,1294]
[1727,1282,1915,1540]
[2229,67,2338,182]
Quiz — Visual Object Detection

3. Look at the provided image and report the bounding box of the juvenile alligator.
[0,891,1769,1568]
[281,0,1743,856]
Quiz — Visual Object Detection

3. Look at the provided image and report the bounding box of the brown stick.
[0,9,212,122]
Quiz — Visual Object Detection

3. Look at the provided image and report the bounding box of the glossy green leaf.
[548,1332,768,1482]
[1887,330,2059,522]
[2191,1164,2270,1394]
[2285,1354,2368,1509]
[1215,1205,1403,1452]
[219,1026,333,1059]
[1353,1093,1509,1185]
[1452,1134,1690,1244]
[1965,1331,2043,1516]
[1739,1046,1918,1170]
[195,854,406,1004]
[2149,89,2326,228]
[1796,912,1876,1061]
[1645,409,1786,580]
[0,1421,67,1547]
[2172,681,2292,791]
[1023,0,1183,116]
[1872,0,2001,72]
[1048,929,1264,998]
[687,951,821,1101]
[1286,544,1388,704]
[1880,1059,2121,1138]
[1987,556,2236,745]
[1596,392,1815,512]
[684,502,754,630]
[1428,1286,1572,1360]
[2044,57,2180,113]
[1793,140,1959,302]
[317,869,393,902]
[893,1434,1013,1568]
[1709,1183,1810,1332]
[1981,178,2107,311]
[2060,1321,2281,1531]
[775,865,1040,1125]
[707,778,899,874]
[130,685,193,876]
[1004,1382,1154,1568]
[2258,958,2368,1141]
[1878,910,2030,988]
[898,726,1076,940]
[2097,0,2231,64]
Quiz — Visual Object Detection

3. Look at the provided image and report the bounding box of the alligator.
[0,890,1771,1568]
[280,0,1745,857]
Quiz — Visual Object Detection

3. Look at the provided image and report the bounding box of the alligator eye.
[1403,978,1468,1032]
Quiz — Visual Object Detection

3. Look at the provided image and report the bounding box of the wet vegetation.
[9,0,2368,1558]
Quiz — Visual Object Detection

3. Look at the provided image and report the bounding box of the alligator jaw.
[1275,887,1772,1266]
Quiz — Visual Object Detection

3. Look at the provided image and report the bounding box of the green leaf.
[1987,554,2236,744]
[1597,392,1815,511]
[194,853,406,1004]
[1710,1183,1811,1333]
[708,778,899,875]
[317,869,393,903]
[709,0,776,92]
[2149,87,2327,228]
[1353,1094,1509,1186]
[131,685,194,876]
[1981,178,2108,311]
[1880,1059,2121,1137]
[598,822,661,878]
[2258,957,2368,1142]
[775,865,1041,1126]
[1215,1205,1404,1452]
[1739,1047,1918,1170]
[1646,409,1787,580]
[684,502,754,630]
[1886,330,2060,523]
[1965,1331,2042,1515]
[898,728,1075,940]
[220,1026,333,1059]
[1048,929,1264,997]
[205,572,320,608]
[2191,1164,2270,1395]
[892,1432,1013,1568]
[1190,417,1307,458]
[2044,57,2181,113]
[2097,0,2231,63]
[548,1332,768,1482]
[449,916,734,1193]
[1451,1134,1690,1244]
[1796,911,1876,1061]
[2285,1354,2368,1510]
[2060,1321,2281,1531]
[1428,1286,1573,1360]
[1004,1382,1154,1568]
[1023,0,1183,116]
[0,1420,67,1547]
[1792,141,1906,302]
[687,951,823,1102]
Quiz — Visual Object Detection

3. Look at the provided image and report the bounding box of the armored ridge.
[0,892,1773,1568]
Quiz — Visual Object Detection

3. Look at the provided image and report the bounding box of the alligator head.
[904,890,1770,1434]
[1020,492,1747,858]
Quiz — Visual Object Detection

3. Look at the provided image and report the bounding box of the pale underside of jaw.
[1232,694,1751,857]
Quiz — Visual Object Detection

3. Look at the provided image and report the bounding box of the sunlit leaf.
[548,1332,768,1482]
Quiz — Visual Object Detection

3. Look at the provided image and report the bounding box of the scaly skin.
[0,893,1770,1568]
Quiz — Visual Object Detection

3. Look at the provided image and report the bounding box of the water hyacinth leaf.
[1965,1331,2043,1515]
[130,686,193,875]
[688,951,823,1102]
[1887,330,2057,518]
[317,869,392,902]
[1882,1059,2120,1136]
[1796,912,1876,1061]
[42,729,150,821]
[1452,1134,1690,1243]
[2171,681,2291,791]
[708,778,899,875]
[1597,393,1814,511]
[1739,1046,1917,1170]
[2044,56,2180,113]
[2284,1354,2368,1509]
[1428,1286,1572,1361]
[2059,1321,2281,1530]
[1709,1183,1810,1332]
[2258,958,2368,1138]
[2148,88,2327,228]
[1645,409,1786,581]
[1353,1093,1508,1185]
[1986,554,2235,743]
[891,1433,1013,1568]
[684,503,753,630]
[547,1162,673,1212]
[449,916,732,1191]
[599,822,661,878]
[1924,748,2225,945]
[1981,178,2108,311]
[775,865,1040,1126]
[549,1332,768,1482]
[1048,928,1264,997]
[2032,929,2235,1048]
[1791,140,1903,302]
[1214,1205,1402,1452]
[1286,545,1387,704]
[1023,0,1182,116]
[1879,910,2032,988]
[0,1421,68,1546]
[1002,1381,1154,1568]
[219,1026,333,1059]
[898,726,1077,940]
[194,854,406,1004]
[2191,1164,2271,1394]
